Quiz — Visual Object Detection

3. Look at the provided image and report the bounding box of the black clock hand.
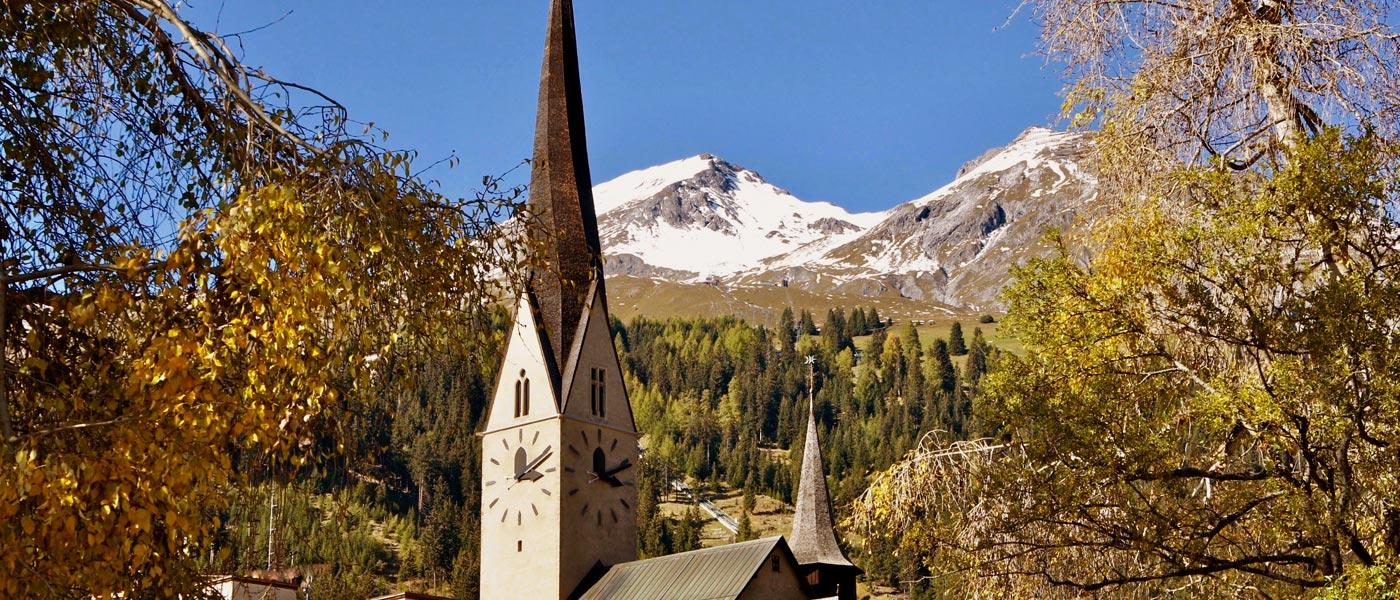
[519,447,553,476]
[599,459,632,486]
[510,447,553,488]
[602,458,632,478]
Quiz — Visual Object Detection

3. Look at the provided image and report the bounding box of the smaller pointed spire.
[790,379,855,568]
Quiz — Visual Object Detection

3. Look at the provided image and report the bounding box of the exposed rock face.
[808,217,863,235]
[594,154,882,279]
[602,253,699,280]
[594,127,1102,312]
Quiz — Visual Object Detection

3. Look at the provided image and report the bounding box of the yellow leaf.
[21,356,49,374]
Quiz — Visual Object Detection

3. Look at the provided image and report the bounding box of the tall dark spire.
[790,396,856,570]
[527,0,603,376]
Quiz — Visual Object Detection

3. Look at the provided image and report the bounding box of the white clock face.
[484,427,555,527]
[566,427,635,528]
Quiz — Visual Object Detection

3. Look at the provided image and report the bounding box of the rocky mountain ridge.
[595,127,1102,313]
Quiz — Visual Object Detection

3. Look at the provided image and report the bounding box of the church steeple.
[790,378,860,599]
[791,397,855,569]
[527,0,603,378]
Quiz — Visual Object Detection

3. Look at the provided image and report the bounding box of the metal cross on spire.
[804,354,817,408]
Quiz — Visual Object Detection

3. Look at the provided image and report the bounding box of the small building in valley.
[206,575,298,600]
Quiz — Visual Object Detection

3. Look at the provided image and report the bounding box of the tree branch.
[0,268,11,442]
[13,416,133,444]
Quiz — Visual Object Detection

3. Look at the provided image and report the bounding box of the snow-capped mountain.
[595,154,885,280]
[595,127,1101,313]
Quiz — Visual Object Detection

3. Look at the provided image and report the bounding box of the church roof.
[578,537,806,600]
[527,0,604,380]
[789,399,857,569]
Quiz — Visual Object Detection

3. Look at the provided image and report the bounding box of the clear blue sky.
[183,1,1064,212]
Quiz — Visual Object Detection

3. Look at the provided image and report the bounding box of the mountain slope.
[595,154,884,280]
[595,127,1101,319]
[740,127,1099,310]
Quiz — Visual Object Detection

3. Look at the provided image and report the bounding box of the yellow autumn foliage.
[0,2,528,596]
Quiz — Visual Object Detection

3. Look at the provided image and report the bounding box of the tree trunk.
[1247,0,1304,150]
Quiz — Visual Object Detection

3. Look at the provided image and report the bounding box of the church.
[478,1,861,599]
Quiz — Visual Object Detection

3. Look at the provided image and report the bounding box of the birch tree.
[0,2,526,595]
[855,2,1400,596]
[1033,0,1400,186]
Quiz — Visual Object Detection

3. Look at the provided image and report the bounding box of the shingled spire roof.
[527,0,603,376]
[790,398,856,569]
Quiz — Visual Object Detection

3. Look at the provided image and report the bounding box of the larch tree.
[0,1,527,596]
[855,1,1400,597]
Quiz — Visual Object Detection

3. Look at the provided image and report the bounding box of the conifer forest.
[208,307,994,597]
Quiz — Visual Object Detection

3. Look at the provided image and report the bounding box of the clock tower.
[478,1,639,599]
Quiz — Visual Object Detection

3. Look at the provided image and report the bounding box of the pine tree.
[677,507,704,552]
[948,321,968,356]
[850,307,869,337]
[823,309,850,352]
[902,321,921,353]
[966,328,990,384]
[867,328,889,371]
[450,546,481,599]
[799,310,819,336]
[868,306,884,330]
[930,339,955,393]
[779,307,797,356]
[418,490,462,583]
[736,510,754,542]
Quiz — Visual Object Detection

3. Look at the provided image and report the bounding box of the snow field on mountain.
[596,155,883,279]
[590,127,1097,308]
[593,155,715,213]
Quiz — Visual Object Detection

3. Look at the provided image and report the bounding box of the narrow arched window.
[590,368,607,418]
[589,368,598,416]
[514,369,530,418]
[593,447,606,475]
